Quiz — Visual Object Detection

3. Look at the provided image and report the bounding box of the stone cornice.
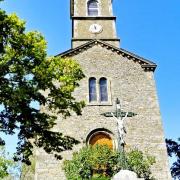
[72,38,120,42]
[57,40,157,72]
[71,16,116,20]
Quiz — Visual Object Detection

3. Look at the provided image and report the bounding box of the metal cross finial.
[116,98,121,119]
[116,98,120,106]
[116,98,121,111]
[101,98,137,118]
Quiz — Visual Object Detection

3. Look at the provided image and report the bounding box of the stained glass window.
[88,0,98,16]
[99,78,108,102]
[89,77,97,102]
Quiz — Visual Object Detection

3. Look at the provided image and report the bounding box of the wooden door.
[89,132,113,149]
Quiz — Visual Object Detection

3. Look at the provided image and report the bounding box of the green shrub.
[91,174,111,180]
[63,145,156,180]
[63,145,121,180]
[126,149,156,180]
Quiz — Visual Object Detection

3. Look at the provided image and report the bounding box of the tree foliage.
[166,138,180,179]
[0,145,15,179]
[63,145,156,180]
[0,7,85,164]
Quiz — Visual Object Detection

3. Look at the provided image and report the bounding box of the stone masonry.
[72,0,120,48]
[34,42,171,180]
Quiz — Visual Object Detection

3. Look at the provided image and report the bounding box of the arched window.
[87,0,99,16]
[99,77,108,102]
[89,77,97,102]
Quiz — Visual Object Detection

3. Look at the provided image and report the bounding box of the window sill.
[71,16,116,20]
[87,102,112,106]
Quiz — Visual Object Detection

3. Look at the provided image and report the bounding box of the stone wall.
[35,44,171,180]
[74,20,116,37]
[74,0,113,16]
[72,0,119,48]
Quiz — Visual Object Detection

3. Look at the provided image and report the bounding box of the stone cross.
[102,98,137,150]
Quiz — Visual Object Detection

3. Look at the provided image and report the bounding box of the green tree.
[0,5,85,164]
[0,145,15,179]
[166,138,180,179]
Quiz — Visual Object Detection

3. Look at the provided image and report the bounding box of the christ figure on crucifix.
[111,112,128,146]
[111,99,128,147]
[102,98,137,149]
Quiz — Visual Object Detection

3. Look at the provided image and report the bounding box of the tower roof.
[57,40,157,72]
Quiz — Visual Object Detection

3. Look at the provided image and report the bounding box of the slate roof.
[57,40,157,72]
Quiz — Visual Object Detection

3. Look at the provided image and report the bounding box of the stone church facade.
[34,0,171,179]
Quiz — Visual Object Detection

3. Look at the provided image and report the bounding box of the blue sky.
[1,0,180,152]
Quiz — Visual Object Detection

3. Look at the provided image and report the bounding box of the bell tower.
[70,0,120,48]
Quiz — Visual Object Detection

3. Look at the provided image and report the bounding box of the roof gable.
[57,40,157,72]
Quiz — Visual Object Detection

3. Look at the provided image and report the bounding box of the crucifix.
[101,98,137,151]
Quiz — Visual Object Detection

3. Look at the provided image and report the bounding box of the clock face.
[89,24,103,34]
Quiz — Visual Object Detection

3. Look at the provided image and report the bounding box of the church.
[34,0,171,179]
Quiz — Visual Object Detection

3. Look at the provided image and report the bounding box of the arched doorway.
[88,131,114,149]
